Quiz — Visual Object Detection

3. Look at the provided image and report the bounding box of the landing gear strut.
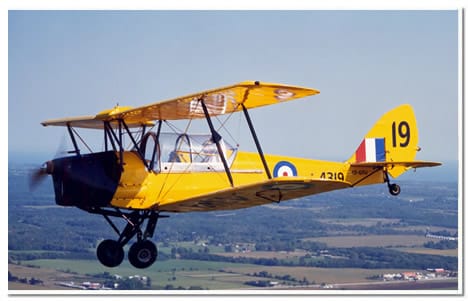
[384,171,401,196]
[88,208,168,269]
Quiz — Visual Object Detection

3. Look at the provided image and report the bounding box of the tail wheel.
[96,239,124,268]
[128,240,158,269]
[389,183,401,196]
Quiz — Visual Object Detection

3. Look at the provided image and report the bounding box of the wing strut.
[200,98,234,187]
[121,119,150,170]
[242,104,272,179]
[67,123,81,156]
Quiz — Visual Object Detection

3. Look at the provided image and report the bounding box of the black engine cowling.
[50,151,122,208]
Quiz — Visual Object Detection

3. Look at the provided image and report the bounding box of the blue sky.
[8,10,459,168]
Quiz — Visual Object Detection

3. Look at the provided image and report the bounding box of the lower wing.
[158,177,351,212]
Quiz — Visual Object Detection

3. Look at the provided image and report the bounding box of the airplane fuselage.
[50,150,386,212]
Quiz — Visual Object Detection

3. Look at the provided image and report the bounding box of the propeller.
[29,161,54,191]
[29,133,69,191]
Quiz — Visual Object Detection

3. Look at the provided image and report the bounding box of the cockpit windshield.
[141,132,237,173]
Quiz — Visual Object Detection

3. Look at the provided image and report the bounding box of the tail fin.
[348,104,420,178]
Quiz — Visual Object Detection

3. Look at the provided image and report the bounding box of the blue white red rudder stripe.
[355,138,386,163]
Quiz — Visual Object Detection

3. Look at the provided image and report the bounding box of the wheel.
[128,240,158,269]
[96,239,124,268]
[389,183,401,196]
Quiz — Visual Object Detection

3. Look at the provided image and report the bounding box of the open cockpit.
[143,132,238,173]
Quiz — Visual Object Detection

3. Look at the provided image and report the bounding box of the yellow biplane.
[33,81,440,269]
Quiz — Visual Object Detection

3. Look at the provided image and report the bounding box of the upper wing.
[116,81,319,123]
[41,81,318,129]
[158,177,350,213]
[41,115,102,129]
[41,106,154,129]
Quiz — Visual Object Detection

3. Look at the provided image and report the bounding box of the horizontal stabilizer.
[351,160,442,169]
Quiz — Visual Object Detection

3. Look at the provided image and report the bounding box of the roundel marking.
[273,161,298,177]
[274,89,296,101]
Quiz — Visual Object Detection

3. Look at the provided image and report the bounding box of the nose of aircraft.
[47,152,122,208]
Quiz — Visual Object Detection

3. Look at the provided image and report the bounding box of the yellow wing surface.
[41,81,319,128]
[158,177,351,212]
[40,106,153,129]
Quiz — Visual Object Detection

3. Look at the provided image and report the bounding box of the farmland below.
[8,164,459,291]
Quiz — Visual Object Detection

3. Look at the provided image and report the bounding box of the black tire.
[128,240,158,269]
[389,183,401,196]
[96,239,124,268]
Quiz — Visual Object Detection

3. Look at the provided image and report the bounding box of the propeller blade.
[54,133,68,158]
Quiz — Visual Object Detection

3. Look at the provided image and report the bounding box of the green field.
[228,266,408,284]
[306,235,441,248]
[19,259,262,290]
[395,248,459,257]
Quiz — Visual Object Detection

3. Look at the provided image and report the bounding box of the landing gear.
[384,171,401,196]
[87,208,168,269]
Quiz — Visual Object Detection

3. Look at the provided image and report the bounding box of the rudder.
[348,104,420,178]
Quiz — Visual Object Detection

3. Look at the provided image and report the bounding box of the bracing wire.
[156,113,198,202]
[214,104,242,147]
[72,128,93,153]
